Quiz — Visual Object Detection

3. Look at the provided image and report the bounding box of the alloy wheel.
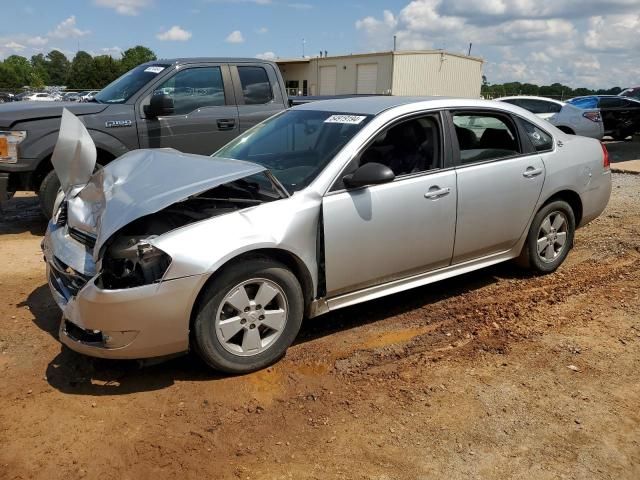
[536,211,569,263]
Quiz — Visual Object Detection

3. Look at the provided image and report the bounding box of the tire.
[38,170,61,219]
[612,130,631,141]
[524,200,575,273]
[192,257,304,374]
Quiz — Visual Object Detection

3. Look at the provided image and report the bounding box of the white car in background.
[79,90,100,102]
[23,92,56,102]
[497,96,604,140]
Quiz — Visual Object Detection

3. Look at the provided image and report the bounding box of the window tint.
[357,116,440,177]
[154,67,225,115]
[599,97,625,108]
[520,119,553,152]
[238,66,273,105]
[453,113,520,164]
[516,99,561,114]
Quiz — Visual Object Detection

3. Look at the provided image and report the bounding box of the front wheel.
[523,200,575,273]
[192,258,304,374]
[38,170,62,219]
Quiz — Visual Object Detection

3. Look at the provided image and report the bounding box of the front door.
[137,65,239,155]
[322,113,457,296]
[449,110,545,263]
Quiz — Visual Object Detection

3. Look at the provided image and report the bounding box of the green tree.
[4,55,33,88]
[0,62,20,89]
[67,51,94,89]
[91,55,121,88]
[46,50,70,86]
[120,45,156,74]
[31,53,50,85]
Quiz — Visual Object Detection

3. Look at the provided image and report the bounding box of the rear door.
[136,63,240,155]
[230,63,287,132]
[449,110,546,264]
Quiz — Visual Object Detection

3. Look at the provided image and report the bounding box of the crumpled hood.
[66,149,266,257]
[0,101,108,128]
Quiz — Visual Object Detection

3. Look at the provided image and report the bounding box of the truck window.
[154,67,225,115]
[237,66,273,105]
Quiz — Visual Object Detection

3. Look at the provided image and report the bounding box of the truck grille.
[56,201,68,227]
[69,228,97,249]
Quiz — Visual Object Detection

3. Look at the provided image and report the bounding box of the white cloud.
[157,25,192,41]
[49,15,90,39]
[27,36,49,47]
[4,41,26,52]
[256,27,269,34]
[100,46,124,57]
[225,30,245,43]
[356,0,640,88]
[94,0,152,16]
[256,51,277,60]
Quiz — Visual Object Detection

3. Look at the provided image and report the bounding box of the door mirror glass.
[144,93,174,117]
[343,162,395,188]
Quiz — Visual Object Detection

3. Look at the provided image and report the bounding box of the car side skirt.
[309,246,521,318]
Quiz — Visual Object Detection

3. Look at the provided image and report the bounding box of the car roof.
[291,96,538,116]
[497,95,565,105]
[150,57,277,66]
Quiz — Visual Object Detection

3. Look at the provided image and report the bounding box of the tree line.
[0,46,156,91]
[481,78,623,100]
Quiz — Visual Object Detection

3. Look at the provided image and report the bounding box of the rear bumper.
[580,170,612,227]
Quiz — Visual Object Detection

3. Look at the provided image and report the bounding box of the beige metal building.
[276,50,483,98]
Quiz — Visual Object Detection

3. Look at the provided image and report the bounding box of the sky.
[1,0,639,89]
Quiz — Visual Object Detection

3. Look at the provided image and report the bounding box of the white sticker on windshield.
[324,115,366,125]
[144,66,165,74]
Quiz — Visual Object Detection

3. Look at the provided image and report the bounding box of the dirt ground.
[1,171,639,480]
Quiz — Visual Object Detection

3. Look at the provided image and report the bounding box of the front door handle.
[217,119,236,130]
[523,167,544,178]
[424,186,451,200]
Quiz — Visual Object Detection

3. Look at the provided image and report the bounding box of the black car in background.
[0,92,14,103]
[620,86,640,100]
[568,95,640,140]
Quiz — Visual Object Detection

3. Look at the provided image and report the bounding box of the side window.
[520,119,554,152]
[519,99,548,114]
[237,66,273,105]
[599,97,624,108]
[154,67,225,115]
[358,115,441,177]
[452,112,520,165]
[547,102,562,113]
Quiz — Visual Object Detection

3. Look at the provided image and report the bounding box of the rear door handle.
[523,167,544,178]
[424,186,451,200]
[217,119,236,130]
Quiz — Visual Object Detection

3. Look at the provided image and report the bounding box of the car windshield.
[215,110,373,192]
[94,64,169,104]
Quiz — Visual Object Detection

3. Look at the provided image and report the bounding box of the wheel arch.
[556,125,575,135]
[189,248,316,329]
[540,189,583,226]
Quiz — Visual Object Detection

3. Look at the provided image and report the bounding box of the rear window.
[567,97,598,109]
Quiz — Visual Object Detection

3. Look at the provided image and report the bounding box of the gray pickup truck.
[0,58,289,217]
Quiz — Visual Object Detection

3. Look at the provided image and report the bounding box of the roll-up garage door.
[319,66,337,95]
[356,63,378,94]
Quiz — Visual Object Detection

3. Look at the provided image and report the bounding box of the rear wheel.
[523,200,575,273]
[192,258,304,374]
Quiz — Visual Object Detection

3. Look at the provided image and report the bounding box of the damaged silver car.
[43,97,611,373]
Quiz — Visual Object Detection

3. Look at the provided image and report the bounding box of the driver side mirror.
[343,162,395,189]
[143,93,174,118]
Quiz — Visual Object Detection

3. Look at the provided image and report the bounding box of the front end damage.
[44,109,285,359]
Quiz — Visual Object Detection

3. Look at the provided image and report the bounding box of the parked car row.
[496,94,640,141]
[1,90,101,103]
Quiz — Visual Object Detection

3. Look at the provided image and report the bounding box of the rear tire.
[524,200,575,273]
[192,258,304,374]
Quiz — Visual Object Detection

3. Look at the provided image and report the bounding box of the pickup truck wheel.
[192,258,304,374]
[525,200,575,273]
[38,170,61,219]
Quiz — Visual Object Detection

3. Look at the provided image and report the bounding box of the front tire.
[38,170,61,218]
[192,258,304,374]
[524,200,575,273]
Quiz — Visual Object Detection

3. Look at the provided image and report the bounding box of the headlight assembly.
[0,131,27,164]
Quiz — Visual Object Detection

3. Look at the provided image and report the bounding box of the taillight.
[583,111,601,122]
[601,142,610,169]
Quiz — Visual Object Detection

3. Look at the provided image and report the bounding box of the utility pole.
[393,35,397,51]
[302,38,306,58]
[468,42,472,56]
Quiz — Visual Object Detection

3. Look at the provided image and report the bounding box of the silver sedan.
[43,98,612,373]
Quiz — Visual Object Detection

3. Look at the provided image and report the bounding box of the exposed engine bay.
[96,178,279,290]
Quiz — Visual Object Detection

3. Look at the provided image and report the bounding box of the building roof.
[293,96,450,115]
[275,49,483,64]
[151,57,277,65]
